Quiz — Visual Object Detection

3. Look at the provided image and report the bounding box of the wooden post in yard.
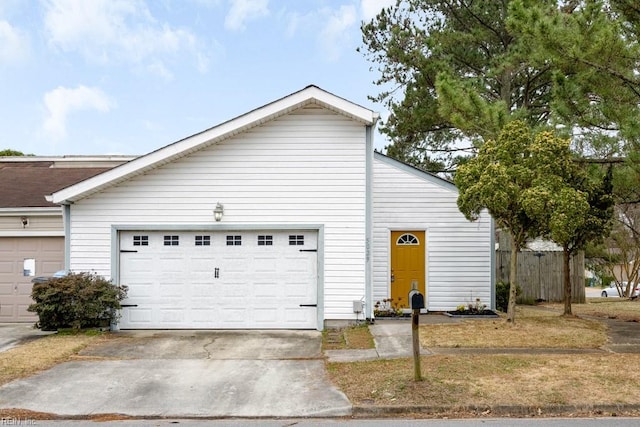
[412,307,422,381]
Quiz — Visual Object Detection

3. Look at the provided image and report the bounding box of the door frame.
[388,229,428,310]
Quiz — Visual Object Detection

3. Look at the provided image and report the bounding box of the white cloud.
[224,0,269,31]
[43,85,114,141]
[0,20,29,64]
[360,0,395,22]
[318,5,357,62]
[43,0,210,76]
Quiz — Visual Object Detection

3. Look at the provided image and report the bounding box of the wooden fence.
[496,250,585,303]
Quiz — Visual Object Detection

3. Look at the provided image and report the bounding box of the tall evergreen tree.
[361,0,639,171]
[360,0,556,172]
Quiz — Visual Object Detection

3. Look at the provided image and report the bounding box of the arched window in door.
[396,233,419,245]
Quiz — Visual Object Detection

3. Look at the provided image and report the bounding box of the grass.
[543,298,640,321]
[322,324,375,350]
[327,303,640,411]
[0,332,105,386]
[420,306,607,348]
[328,354,640,407]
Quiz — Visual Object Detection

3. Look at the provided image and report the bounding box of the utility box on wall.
[352,300,363,313]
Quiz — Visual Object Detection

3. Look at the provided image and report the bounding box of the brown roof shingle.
[0,161,111,208]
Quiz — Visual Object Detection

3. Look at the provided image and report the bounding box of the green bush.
[495,281,521,313]
[28,272,128,331]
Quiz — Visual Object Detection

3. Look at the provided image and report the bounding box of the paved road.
[33,417,640,426]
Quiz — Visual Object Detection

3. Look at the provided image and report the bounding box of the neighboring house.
[0,156,134,322]
[49,86,493,330]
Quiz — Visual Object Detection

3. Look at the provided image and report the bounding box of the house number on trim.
[214,267,220,279]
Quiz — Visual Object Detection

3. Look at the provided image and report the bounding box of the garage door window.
[257,235,273,246]
[23,258,35,276]
[164,235,179,246]
[226,235,242,246]
[133,235,149,246]
[289,235,304,246]
[195,235,211,246]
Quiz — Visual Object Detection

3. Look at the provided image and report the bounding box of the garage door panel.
[159,283,184,298]
[221,308,248,323]
[284,283,309,297]
[0,283,13,296]
[123,258,154,273]
[253,308,278,323]
[254,282,277,297]
[159,308,185,324]
[16,304,32,319]
[0,237,64,322]
[118,230,318,329]
[0,261,14,274]
[284,308,310,323]
[126,308,152,323]
[0,304,16,320]
[191,283,215,297]
[16,283,33,296]
[17,240,38,251]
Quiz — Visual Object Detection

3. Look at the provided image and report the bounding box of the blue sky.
[0,0,394,156]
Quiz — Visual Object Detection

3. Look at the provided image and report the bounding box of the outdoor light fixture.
[214,203,224,222]
[20,217,28,228]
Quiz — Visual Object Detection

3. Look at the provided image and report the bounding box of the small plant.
[373,297,404,317]
[28,272,128,331]
[456,304,467,312]
[468,298,487,314]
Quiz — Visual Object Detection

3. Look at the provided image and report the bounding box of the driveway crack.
[203,337,216,359]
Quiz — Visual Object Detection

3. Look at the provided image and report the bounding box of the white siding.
[68,106,366,321]
[372,156,492,311]
[0,215,62,232]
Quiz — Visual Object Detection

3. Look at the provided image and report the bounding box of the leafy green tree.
[457,120,613,319]
[455,121,541,323]
[0,149,25,156]
[522,137,614,314]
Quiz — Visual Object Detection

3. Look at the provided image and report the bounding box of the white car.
[601,282,640,298]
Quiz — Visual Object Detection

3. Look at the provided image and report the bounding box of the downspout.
[365,113,379,321]
[490,216,496,310]
[63,203,71,271]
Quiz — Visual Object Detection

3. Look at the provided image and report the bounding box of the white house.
[49,86,493,330]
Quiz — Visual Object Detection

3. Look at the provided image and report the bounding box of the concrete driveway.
[0,323,53,352]
[0,330,351,418]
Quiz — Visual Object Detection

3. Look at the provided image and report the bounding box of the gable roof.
[373,152,458,192]
[50,85,377,204]
[0,157,133,209]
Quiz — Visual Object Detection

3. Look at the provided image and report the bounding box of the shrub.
[495,281,521,313]
[28,272,128,331]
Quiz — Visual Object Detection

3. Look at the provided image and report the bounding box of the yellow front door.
[390,231,426,309]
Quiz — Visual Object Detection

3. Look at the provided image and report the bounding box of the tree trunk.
[563,247,572,316]
[507,234,519,323]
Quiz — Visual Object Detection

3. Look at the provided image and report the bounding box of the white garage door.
[118,230,318,329]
